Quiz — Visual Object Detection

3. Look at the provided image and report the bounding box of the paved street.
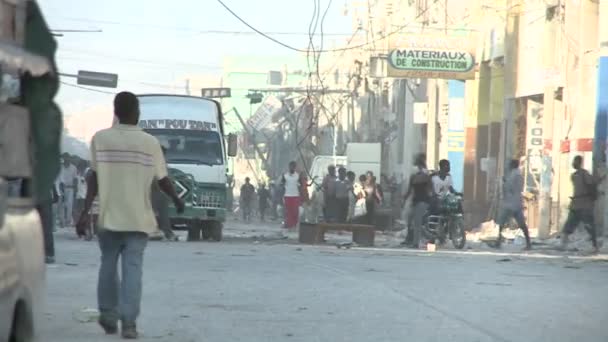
[42,222,608,342]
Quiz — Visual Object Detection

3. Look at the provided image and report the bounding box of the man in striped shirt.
[76,92,184,339]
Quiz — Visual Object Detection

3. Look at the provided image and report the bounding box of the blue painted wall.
[594,57,608,164]
[448,80,465,192]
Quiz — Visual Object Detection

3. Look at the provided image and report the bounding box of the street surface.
[42,220,608,342]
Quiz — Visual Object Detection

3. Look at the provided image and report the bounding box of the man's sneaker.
[45,256,55,264]
[121,323,138,339]
[98,317,118,335]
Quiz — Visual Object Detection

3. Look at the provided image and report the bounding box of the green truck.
[138,94,237,241]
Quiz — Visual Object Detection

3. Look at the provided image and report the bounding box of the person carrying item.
[560,155,602,253]
[347,171,366,222]
[494,159,532,250]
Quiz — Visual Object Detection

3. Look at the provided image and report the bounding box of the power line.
[201,30,353,36]
[58,48,223,70]
[53,16,355,36]
[60,81,116,95]
[216,0,310,52]
[216,0,440,53]
[50,29,102,33]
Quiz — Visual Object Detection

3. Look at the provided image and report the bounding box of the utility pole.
[185,79,191,95]
[538,2,560,239]
[444,0,448,35]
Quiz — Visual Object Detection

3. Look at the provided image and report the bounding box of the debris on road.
[73,308,99,323]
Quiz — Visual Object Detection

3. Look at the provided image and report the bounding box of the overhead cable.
[216,0,440,53]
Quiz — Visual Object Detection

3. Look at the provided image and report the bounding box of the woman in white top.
[281,161,300,229]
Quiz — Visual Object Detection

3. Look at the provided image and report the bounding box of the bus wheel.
[210,222,222,242]
[187,222,202,241]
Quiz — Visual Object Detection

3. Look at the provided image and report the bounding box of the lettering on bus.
[139,119,217,131]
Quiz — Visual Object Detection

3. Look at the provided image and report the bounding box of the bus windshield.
[145,129,223,166]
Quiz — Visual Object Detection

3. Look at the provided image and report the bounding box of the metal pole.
[58,73,78,78]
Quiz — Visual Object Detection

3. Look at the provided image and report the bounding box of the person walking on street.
[347,171,365,222]
[257,183,271,221]
[363,171,382,226]
[282,161,300,229]
[402,153,432,248]
[76,91,185,339]
[240,177,255,222]
[561,155,602,253]
[494,159,532,250]
[59,156,78,227]
[269,181,280,221]
[73,161,88,232]
[322,165,337,222]
[334,167,350,223]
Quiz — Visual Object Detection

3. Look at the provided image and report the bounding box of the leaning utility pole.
[226,107,268,168]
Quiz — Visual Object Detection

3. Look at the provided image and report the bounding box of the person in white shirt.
[281,161,300,229]
[59,156,78,227]
[430,159,462,216]
[431,160,460,197]
[76,92,184,339]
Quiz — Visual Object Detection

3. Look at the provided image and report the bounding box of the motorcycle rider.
[402,153,432,248]
[431,159,462,201]
[428,160,463,243]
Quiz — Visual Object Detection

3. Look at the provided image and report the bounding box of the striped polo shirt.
[90,124,167,234]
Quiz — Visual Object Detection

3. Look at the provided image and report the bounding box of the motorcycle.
[422,193,466,249]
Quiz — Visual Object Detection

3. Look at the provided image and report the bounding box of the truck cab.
[137,94,236,241]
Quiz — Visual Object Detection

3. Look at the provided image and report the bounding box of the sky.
[38,0,355,142]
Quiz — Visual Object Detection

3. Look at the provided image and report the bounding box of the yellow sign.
[387,34,477,80]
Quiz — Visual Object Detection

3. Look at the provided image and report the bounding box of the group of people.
[237,161,307,227]
[237,162,387,229]
[321,166,382,225]
[238,178,272,222]
[53,155,91,230]
[401,153,601,253]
